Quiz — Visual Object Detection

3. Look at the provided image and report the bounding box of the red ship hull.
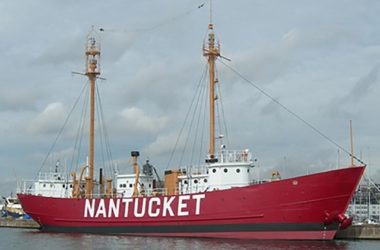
[18,166,364,240]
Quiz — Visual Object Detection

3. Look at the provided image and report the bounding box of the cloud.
[26,102,67,134]
[345,64,380,101]
[112,107,169,134]
[143,132,183,157]
[0,0,380,186]
[0,88,41,112]
[33,36,83,66]
[326,64,380,120]
[119,59,199,112]
[281,26,353,49]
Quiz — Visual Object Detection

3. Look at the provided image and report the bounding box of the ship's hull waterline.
[18,166,364,240]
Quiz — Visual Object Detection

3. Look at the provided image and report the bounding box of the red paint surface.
[18,166,364,240]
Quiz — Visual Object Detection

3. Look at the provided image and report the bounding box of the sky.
[1,0,380,195]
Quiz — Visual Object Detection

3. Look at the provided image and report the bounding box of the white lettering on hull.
[95,199,106,217]
[84,199,95,217]
[134,198,146,218]
[148,197,160,217]
[177,195,190,216]
[162,196,175,217]
[84,194,206,219]
[108,199,120,218]
[193,194,205,215]
[122,198,132,217]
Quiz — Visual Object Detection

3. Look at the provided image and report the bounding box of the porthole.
[70,184,73,188]
[194,179,198,184]
[204,179,208,183]
[149,184,151,188]
[43,184,46,188]
[212,169,216,173]
[123,184,127,188]
[62,184,65,188]
[247,168,250,173]
[184,180,188,184]
[129,184,133,188]
[119,184,123,188]
[236,168,241,173]
[224,168,228,173]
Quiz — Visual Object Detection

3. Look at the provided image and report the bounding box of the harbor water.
[0,228,378,250]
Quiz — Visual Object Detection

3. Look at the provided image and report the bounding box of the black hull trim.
[41,222,340,234]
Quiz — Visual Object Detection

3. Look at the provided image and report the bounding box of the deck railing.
[218,150,252,163]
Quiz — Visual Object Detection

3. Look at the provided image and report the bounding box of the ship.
[1,196,25,218]
[17,8,365,240]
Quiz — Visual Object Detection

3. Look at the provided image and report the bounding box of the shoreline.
[0,217,39,229]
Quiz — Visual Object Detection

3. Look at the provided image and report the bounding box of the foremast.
[85,33,101,198]
[203,9,220,163]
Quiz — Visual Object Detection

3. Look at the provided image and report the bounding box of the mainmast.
[85,33,101,197]
[203,1,220,163]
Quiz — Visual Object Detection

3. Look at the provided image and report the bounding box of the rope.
[95,84,106,177]
[214,64,231,149]
[100,3,205,33]
[198,84,208,165]
[179,65,208,167]
[189,67,208,165]
[166,62,208,169]
[71,82,89,173]
[218,59,367,166]
[96,82,115,175]
[34,82,88,180]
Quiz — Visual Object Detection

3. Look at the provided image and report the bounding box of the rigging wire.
[218,59,367,166]
[95,83,107,176]
[166,62,209,169]
[96,81,115,175]
[179,65,208,167]
[71,82,89,173]
[100,3,205,33]
[214,64,231,149]
[216,82,231,148]
[34,82,89,178]
[198,83,209,166]
[189,66,208,166]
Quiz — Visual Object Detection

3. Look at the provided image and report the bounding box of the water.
[0,228,378,250]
